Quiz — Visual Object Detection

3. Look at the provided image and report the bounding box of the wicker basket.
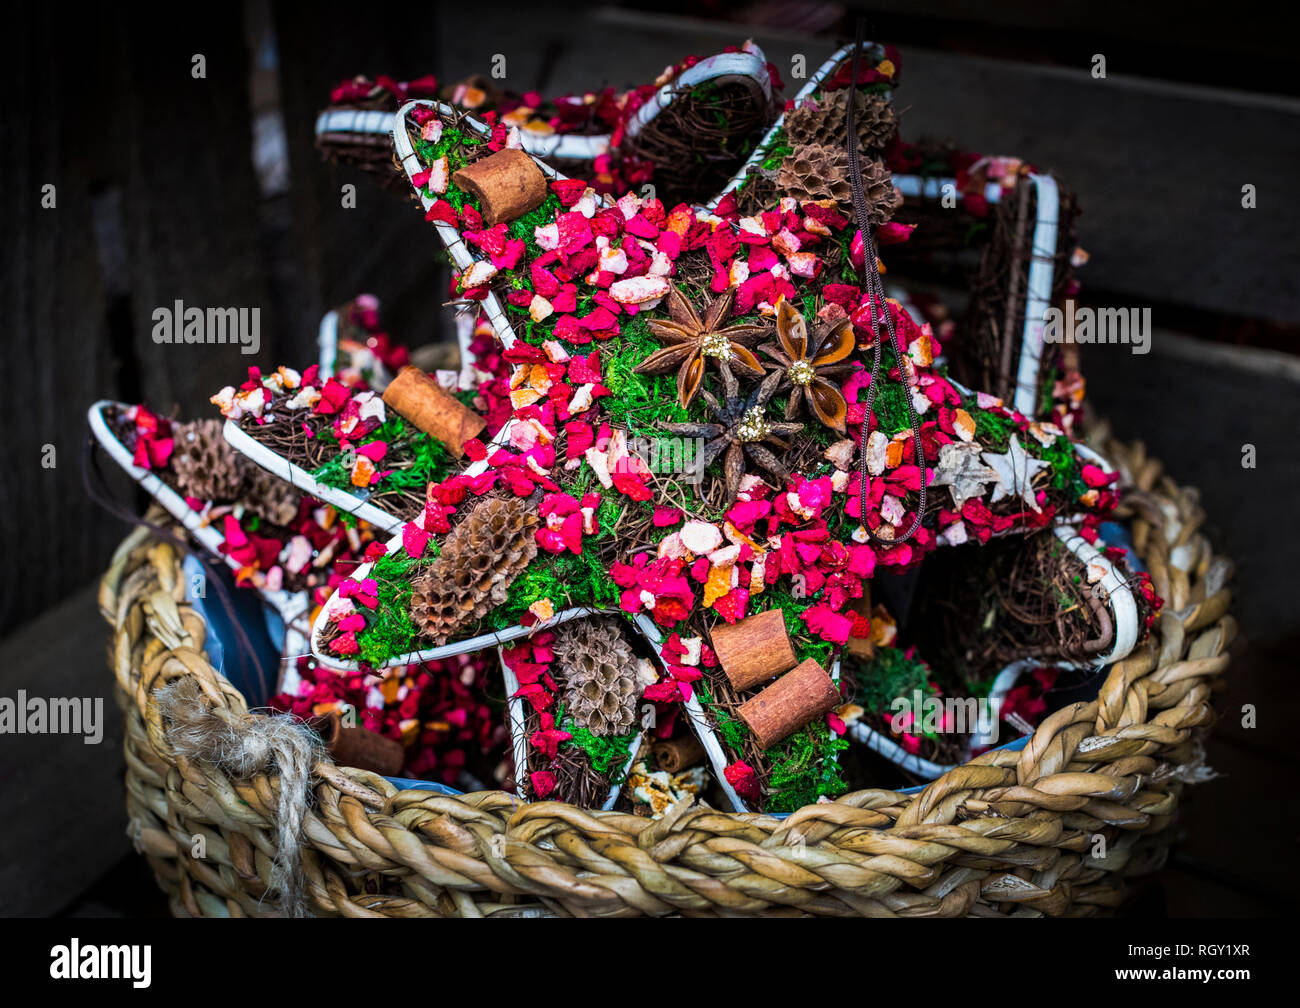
[102,430,1233,917]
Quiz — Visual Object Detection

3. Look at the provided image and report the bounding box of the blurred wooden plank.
[1085,333,1300,638]
[107,10,284,414]
[600,8,1300,324]
[0,5,121,631]
[0,585,128,916]
[1164,730,1299,912]
[270,0,450,353]
[0,5,292,633]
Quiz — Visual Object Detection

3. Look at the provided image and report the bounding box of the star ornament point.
[931,440,998,509]
[981,433,1050,512]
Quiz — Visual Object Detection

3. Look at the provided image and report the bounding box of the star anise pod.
[659,366,801,504]
[633,283,766,408]
[760,296,856,433]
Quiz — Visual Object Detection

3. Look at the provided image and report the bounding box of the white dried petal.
[824,439,857,471]
[282,535,313,574]
[529,295,554,322]
[657,532,686,560]
[865,429,889,476]
[707,544,740,567]
[679,519,723,554]
[356,392,386,424]
[634,659,657,690]
[881,494,905,526]
[428,155,449,194]
[616,192,641,220]
[534,222,560,250]
[541,339,569,362]
[609,275,670,305]
[460,260,498,288]
[772,228,801,257]
[596,236,628,275]
[568,383,595,414]
[939,521,969,547]
[584,445,612,488]
[786,252,819,278]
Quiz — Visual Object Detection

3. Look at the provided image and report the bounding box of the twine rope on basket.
[157,677,322,917]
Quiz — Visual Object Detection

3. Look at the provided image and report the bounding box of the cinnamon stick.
[318,711,405,777]
[652,735,706,773]
[451,148,547,226]
[382,365,485,458]
[736,659,840,750]
[710,608,797,692]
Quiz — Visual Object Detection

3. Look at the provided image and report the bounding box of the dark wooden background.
[1,0,1296,916]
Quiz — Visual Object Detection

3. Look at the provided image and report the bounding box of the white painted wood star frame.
[88,401,313,672]
[315,43,773,169]
[708,42,1063,419]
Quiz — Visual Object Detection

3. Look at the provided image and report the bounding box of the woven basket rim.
[104,427,1234,917]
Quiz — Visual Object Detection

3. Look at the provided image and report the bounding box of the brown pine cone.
[777,143,901,224]
[784,91,897,155]
[553,619,641,736]
[240,465,301,527]
[171,419,244,502]
[410,496,539,644]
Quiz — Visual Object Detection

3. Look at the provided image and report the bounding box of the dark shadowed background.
[1,0,1296,916]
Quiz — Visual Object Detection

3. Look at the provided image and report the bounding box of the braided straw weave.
[101,433,1233,917]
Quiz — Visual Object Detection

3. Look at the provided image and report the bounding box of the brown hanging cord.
[846,22,927,546]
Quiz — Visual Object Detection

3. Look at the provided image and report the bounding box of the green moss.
[493,548,623,628]
[851,644,935,714]
[753,583,832,669]
[413,125,481,180]
[973,408,1014,452]
[757,125,791,172]
[1038,365,1059,418]
[558,704,639,780]
[601,313,692,436]
[510,193,564,261]
[698,681,752,754]
[1042,434,1086,498]
[766,726,849,813]
[868,354,912,437]
[355,549,420,667]
[310,416,451,496]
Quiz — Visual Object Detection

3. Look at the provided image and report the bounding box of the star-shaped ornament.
[981,434,1050,512]
[931,440,999,509]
